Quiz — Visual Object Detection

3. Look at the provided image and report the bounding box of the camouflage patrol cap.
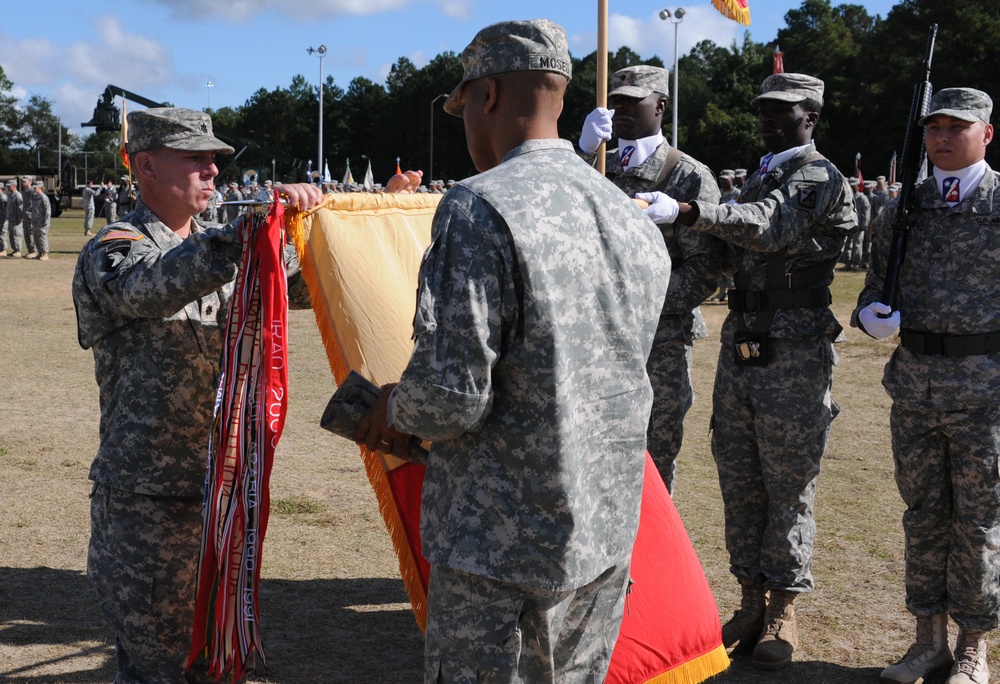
[32,181,43,188]
[719,168,735,179]
[918,87,992,126]
[751,73,824,107]
[608,65,670,100]
[126,107,235,155]
[444,19,572,117]
[734,168,747,176]
[848,176,860,187]
[5,179,15,187]
[864,180,877,190]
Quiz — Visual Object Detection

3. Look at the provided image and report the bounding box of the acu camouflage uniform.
[842,184,871,270]
[853,168,1000,631]
[82,184,99,234]
[3,187,22,254]
[21,182,36,253]
[691,142,855,592]
[600,141,723,493]
[74,195,307,682]
[391,138,670,681]
[30,188,51,256]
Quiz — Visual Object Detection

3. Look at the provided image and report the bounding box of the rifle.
[880,24,938,310]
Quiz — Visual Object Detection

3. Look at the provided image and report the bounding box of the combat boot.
[721,578,767,653]
[8,251,21,258]
[37,252,48,261]
[751,589,798,669]
[880,614,952,684]
[947,628,988,684]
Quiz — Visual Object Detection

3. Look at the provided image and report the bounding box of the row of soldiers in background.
[0,177,52,260]
[80,178,137,236]
[315,178,456,194]
[841,175,901,272]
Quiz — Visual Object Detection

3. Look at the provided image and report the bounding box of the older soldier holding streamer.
[356,18,669,682]
[855,87,999,684]
[73,107,322,683]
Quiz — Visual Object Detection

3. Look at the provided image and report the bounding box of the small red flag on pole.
[855,152,864,187]
[773,45,784,74]
[889,152,897,186]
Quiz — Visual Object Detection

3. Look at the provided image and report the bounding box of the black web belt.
[728,286,832,311]
[900,329,1000,357]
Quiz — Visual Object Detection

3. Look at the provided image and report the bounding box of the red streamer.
[189,201,289,681]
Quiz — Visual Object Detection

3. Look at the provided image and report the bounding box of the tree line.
[6,0,1000,188]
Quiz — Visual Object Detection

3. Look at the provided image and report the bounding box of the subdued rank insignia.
[796,182,818,209]
[103,240,133,271]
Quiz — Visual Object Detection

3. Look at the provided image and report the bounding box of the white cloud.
[149,0,414,22]
[436,0,474,20]
[570,7,742,63]
[0,16,175,135]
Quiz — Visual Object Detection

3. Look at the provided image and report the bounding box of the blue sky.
[1,0,897,138]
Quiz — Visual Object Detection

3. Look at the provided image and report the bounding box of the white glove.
[635,191,680,224]
[580,107,615,154]
[858,301,900,339]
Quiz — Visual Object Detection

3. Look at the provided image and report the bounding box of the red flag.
[773,45,784,74]
[712,0,750,25]
[855,152,864,187]
[189,202,289,681]
[889,152,897,186]
[119,99,130,171]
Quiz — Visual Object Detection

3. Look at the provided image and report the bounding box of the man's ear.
[804,110,820,130]
[132,151,155,182]
[483,77,500,115]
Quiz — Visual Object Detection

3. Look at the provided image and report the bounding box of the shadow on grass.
[710,652,950,684]
[0,566,423,683]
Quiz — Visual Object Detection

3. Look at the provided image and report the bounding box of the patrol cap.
[848,176,860,187]
[876,175,886,182]
[734,168,747,177]
[608,65,670,100]
[32,181,43,188]
[918,87,992,126]
[444,19,572,117]
[719,169,735,179]
[751,73,824,107]
[4,179,15,187]
[864,180,877,190]
[126,107,235,156]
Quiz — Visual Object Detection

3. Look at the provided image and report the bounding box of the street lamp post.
[429,93,449,184]
[204,80,214,110]
[307,45,328,184]
[659,7,686,148]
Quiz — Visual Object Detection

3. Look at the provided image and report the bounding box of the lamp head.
[659,9,670,19]
[675,7,686,19]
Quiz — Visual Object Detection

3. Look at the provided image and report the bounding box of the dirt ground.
[0,210,984,683]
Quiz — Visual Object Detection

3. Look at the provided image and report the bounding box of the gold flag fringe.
[643,644,730,684]
[712,0,751,26]
[287,200,429,632]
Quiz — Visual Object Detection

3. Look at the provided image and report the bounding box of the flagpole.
[597,0,608,176]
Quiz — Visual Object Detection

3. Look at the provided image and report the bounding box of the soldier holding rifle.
[854,86,999,684]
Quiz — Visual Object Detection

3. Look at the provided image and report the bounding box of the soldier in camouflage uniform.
[20,177,36,256]
[855,87,998,684]
[841,176,871,271]
[719,169,742,204]
[578,64,723,493]
[675,73,856,669]
[224,181,243,222]
[82,179,99,236]
[355,19,670,682]
[72,108,322,684]
[2,179,22,257]
[28,182,51,260]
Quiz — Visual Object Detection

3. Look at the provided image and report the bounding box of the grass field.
[0,210,980,683]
